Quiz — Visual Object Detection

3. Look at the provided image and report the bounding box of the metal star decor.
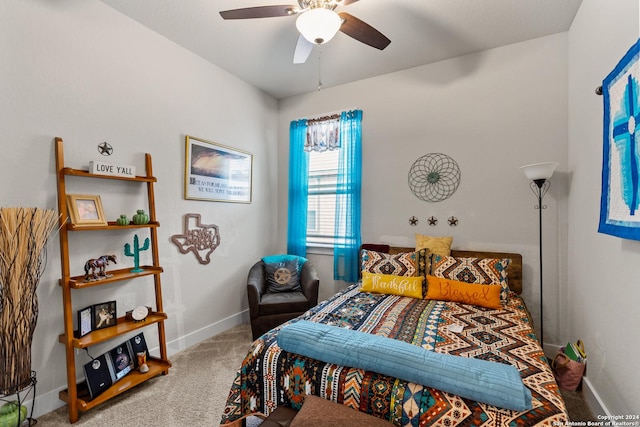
[448,216,459,226]
[427,216,438,226]
[170,213,220,265]
[97,142,113,156]
[409,216,419,226]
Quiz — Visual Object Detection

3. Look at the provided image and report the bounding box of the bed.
[220,246,568,426]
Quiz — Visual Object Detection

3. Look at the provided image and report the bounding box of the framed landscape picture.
[184,135,253,203]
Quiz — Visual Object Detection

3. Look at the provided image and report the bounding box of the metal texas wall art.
[171,213,220,264]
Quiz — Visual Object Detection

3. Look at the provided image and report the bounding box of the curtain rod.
[306,114,340,124]
[303,108,360,122]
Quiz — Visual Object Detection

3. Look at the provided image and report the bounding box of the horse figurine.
[84,255,117,281]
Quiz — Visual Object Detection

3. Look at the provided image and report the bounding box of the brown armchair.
[247,259,319,340]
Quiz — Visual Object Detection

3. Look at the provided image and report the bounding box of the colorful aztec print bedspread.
[220,284,568,426]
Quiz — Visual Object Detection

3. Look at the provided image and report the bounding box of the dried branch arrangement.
[0,207,58,395]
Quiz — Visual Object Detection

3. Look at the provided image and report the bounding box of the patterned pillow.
[262,255,305,293]
[361,249,426,277]
[414,248,430,281]
[430,255,511,303]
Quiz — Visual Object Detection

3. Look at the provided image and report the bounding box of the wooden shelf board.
[61,167,156,182]
[65,266,163,289]
[58,357,171,412]
[66,221,159,231]
[59,312,168,348]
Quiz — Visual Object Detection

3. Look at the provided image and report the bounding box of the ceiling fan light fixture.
[296,8,342,45]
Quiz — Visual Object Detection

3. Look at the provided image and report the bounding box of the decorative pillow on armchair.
[262,255,307,293]
[431,255,511,303]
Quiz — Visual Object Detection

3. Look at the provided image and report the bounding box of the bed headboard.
[362,245,523,295]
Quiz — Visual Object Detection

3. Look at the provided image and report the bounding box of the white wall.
[0,0,278,416]
[568,0,640,416]
[278,34,569,349]
[6,0,637,419]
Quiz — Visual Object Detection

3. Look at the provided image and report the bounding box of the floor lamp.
[520,162,558,347]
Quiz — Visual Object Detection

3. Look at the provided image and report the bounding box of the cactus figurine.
[132,209,150,225]
[116,214,129,226]
[124,234,150,273]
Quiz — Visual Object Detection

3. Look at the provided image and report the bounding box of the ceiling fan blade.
[338,12,390,50]
[293,34,314,64]
[220,5,298,20]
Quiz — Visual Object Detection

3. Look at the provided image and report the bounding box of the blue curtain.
[334,110,363,282]
[287,119,309,257]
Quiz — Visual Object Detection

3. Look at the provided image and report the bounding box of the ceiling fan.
[219,0,391,64]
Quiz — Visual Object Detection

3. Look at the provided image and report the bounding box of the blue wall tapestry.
[599,38,640,240]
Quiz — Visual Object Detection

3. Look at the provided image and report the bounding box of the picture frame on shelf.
[66,194,108,226]
[76,305,93,338]
[92,300,116,330]
[184,135,253,203]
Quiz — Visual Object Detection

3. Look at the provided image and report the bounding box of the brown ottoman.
[290,395,392,426]
[259,406,298,427]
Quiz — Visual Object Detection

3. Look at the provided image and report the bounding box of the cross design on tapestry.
[612,73,640,215]
[599,38,640,240]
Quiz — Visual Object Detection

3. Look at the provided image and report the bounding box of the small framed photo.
[92,301,117,330]
[184,135,253,203]
[67,194,108,226]
[76,306,93,337]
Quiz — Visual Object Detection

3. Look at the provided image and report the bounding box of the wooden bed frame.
[380,246,523,295]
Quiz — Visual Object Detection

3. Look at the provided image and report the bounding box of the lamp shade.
[520,162,558,181]
[296,8,342,45]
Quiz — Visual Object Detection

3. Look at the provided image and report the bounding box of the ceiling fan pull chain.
[318,49,323,91]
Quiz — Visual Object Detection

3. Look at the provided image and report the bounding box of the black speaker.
[128,332,149,368]
[83,354,113,400]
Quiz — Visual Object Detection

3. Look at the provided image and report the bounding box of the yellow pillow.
[361,272,424,299]
[425,275,502,309]
[415,234,453,256]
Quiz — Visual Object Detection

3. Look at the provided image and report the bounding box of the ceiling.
[98,0,583,99]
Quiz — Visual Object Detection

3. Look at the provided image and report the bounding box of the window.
[307,149,339,247]
[288,109,362,282]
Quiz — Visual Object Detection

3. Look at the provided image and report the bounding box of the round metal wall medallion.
[408,153,461,202]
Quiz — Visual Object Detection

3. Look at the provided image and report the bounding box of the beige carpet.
[38,324,253,426]
[38,323,595,425]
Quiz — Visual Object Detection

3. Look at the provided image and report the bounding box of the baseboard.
[31,309,250,419]
[164,309,249,357]
[582,376,608,417]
